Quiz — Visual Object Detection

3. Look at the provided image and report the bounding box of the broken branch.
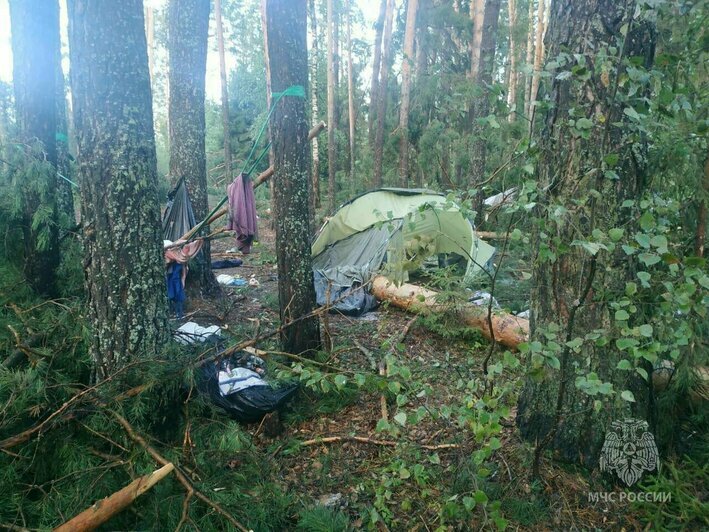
[300,435,458,451]
[54,463,174,532]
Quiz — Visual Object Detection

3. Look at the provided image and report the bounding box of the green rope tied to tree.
[188,85,306,243]
[237,84,305,178]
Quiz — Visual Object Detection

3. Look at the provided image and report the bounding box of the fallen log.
[371,275,529,350]
[54,463,174,532]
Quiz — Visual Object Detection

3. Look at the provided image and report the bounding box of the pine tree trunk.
[333,2,341,134]
[326,0,337,212]
[523,0,535,119]
[368,0,387,148]
[516,0,657,470]
[345,0,356,189]
[67,0,168,379]
[309,0,321,212]
[398,0,419,187]
[9,0,61,297]
[468,0,485,80]
[529,0,545,124]
[215,0,232,183]
[468,0,501,225]
[506,0,517,122]
[372,0,395,188]
[168,0,215,294]
[264,0,322,355]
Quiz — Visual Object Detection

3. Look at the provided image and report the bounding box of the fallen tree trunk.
[54,463,174,532]
[371,275,529,350]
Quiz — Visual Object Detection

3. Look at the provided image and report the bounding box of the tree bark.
[529,0,545,125]
[260,1,278,230]
[468,0,501,225]
[215,0,232,183]
[468,0,485,80]
[506,0,518,122]
[516,0,657,468]
[309,0,321,212]
[9,0,61,297]
[345,0,357,190]
[326,0,337,212]
[398,0,419,187]
[265,0,322,355]
[56,45,75,224]
[145,5,155,82]
[168,0,214,293]
[372,0,395,188]
[68,0,168,379]
[523,0,535,119]
[368,0,387,148]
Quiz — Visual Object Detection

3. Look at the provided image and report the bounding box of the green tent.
[311,188,496,314]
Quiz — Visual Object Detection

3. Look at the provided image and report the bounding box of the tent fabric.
[162,178,196,242]
[311,189,495,315]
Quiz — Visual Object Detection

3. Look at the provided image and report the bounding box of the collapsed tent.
[312,188,496,315]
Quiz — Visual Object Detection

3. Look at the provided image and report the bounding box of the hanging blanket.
[226,174,258,254]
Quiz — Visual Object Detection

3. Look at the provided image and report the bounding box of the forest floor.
[177,200,650,531]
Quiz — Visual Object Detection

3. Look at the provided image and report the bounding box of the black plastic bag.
[198,353,299,423]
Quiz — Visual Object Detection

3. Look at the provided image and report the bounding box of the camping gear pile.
[311,188,496,315]
[198,352,299,423]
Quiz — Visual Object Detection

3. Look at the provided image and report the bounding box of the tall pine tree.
[9,0,62,297]
[265,0,321,355]
[68,0,168,378]
[168,0,215,292]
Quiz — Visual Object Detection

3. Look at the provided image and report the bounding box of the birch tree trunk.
[145,5,155,83]
[368,0,387,147]
[309,0,321,211]
[168,0,214,293]
[516,0,657,471]
[215,0,232,182]
[9,0,61,297]
[506,0,518,122]
[398,0,419,187]
[326,0,337,212]
[264,0,322,355]
[372,0,395,188]
[345,0,356,189]
[523,0,535,119]
[529,0,545,124]
[56,44,75,224]
[67,0,168,378]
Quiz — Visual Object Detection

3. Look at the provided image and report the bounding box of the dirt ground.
[177,206,643,531]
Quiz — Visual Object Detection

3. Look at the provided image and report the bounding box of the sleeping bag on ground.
[198,353,299,423]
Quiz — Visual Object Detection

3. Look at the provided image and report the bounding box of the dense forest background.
[0,0,707,530]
